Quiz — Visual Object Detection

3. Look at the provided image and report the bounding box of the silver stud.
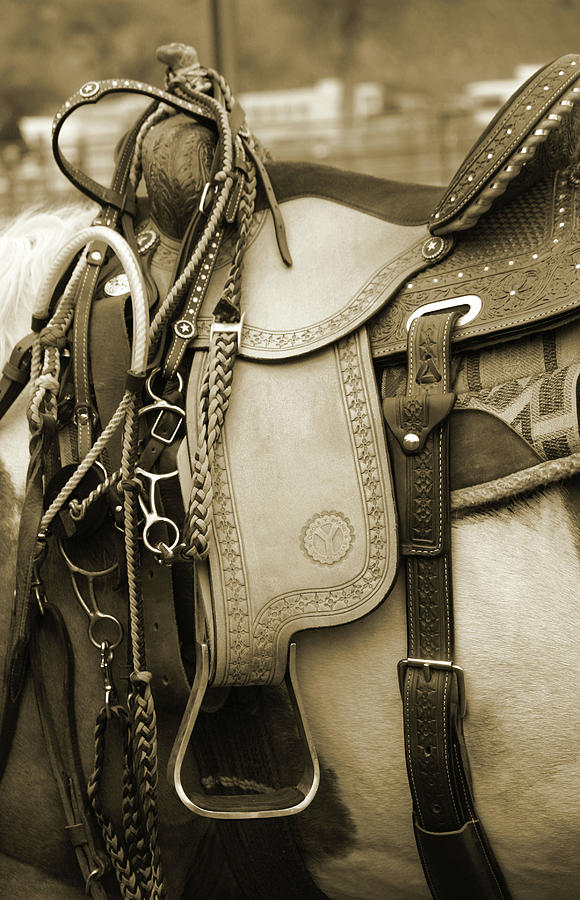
[403,433,421,452]
[526,104,532,110]
[506,128,512,135]
[457,271,464,278]
[543,85,549,91]
[487,152,493,159]
[508,260,514,266]
[532,253,538,259]
[80,81,99,98]
[467,174,474,182]
[510,290,516,296]
[559,222,565,228]
[484,265,489,271]
[407,282,413,289]
[553,238,559,244]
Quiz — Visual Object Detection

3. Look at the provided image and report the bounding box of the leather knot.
[39,327,67,351]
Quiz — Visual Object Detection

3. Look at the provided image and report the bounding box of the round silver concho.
[104,274,130,296]
[421,234,453,261]
[80,81,100,99]
[301,512,354,565]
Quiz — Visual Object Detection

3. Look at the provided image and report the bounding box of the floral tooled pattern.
[416,560,441,659]
[211,237,427,355]
[211,443,252,684]
[211,332,388,686]
[370,171,579,357]
[412,447,434,542]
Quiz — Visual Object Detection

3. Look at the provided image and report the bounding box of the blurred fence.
[0,107,481,221]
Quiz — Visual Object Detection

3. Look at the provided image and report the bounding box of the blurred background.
[1,0,579,219]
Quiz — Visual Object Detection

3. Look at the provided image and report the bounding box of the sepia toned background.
[1,0,579,217]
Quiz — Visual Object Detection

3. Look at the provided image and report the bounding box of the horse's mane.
[0,204,94,367]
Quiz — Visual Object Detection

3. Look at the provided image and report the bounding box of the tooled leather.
[52,80,218,210]
[430,54,580,229]
[389,312,511,895]
[370,169,580,359]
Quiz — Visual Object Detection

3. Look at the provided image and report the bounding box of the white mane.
[0,205,94,368]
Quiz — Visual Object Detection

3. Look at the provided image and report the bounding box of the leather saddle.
[178,53,580,675]
[166,54,580,816]
[8,50,576,824]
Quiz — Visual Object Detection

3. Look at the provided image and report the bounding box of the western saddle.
[1,44,579,899]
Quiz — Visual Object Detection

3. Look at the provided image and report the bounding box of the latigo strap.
[383,310,511,900]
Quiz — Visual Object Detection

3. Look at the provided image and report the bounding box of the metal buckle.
[199,182,213,214]
[406,294,482,331]
[397,657,467,718]
[210,312,245,349]
[150,403,185,445]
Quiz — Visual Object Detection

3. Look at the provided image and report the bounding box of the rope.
[451,451,580,512]
[180,331,237,559]
[129,105,176,191]
[39,392,132,534]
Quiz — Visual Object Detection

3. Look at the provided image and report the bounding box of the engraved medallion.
[301,512,354,565]
[422,235,453,261]
[104,274,130,296]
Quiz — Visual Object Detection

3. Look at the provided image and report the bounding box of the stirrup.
[168,641,320,818]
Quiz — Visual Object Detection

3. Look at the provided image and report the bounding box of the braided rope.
[180,332,237,559]
[148,177,233,349]
[122,396,146,673]
[128,673,166,899]
[451,450,580,512]
[129,105,177,190]
[39,391,132,534]
[87,707,143,900]
[178,162,257,560]
[69,469,122,521]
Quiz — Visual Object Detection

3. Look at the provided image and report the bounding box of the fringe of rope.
[451,451,580,512]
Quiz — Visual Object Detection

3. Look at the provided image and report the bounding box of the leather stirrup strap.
[383,310,512,900]
[30,602,109,898]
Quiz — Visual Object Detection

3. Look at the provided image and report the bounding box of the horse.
[0,45,579,900]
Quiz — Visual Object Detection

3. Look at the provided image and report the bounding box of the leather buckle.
[398,658,467,718]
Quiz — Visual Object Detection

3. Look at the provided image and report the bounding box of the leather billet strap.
[383,310,511,900]
[30,602,109,899]
[0,332,35,421]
